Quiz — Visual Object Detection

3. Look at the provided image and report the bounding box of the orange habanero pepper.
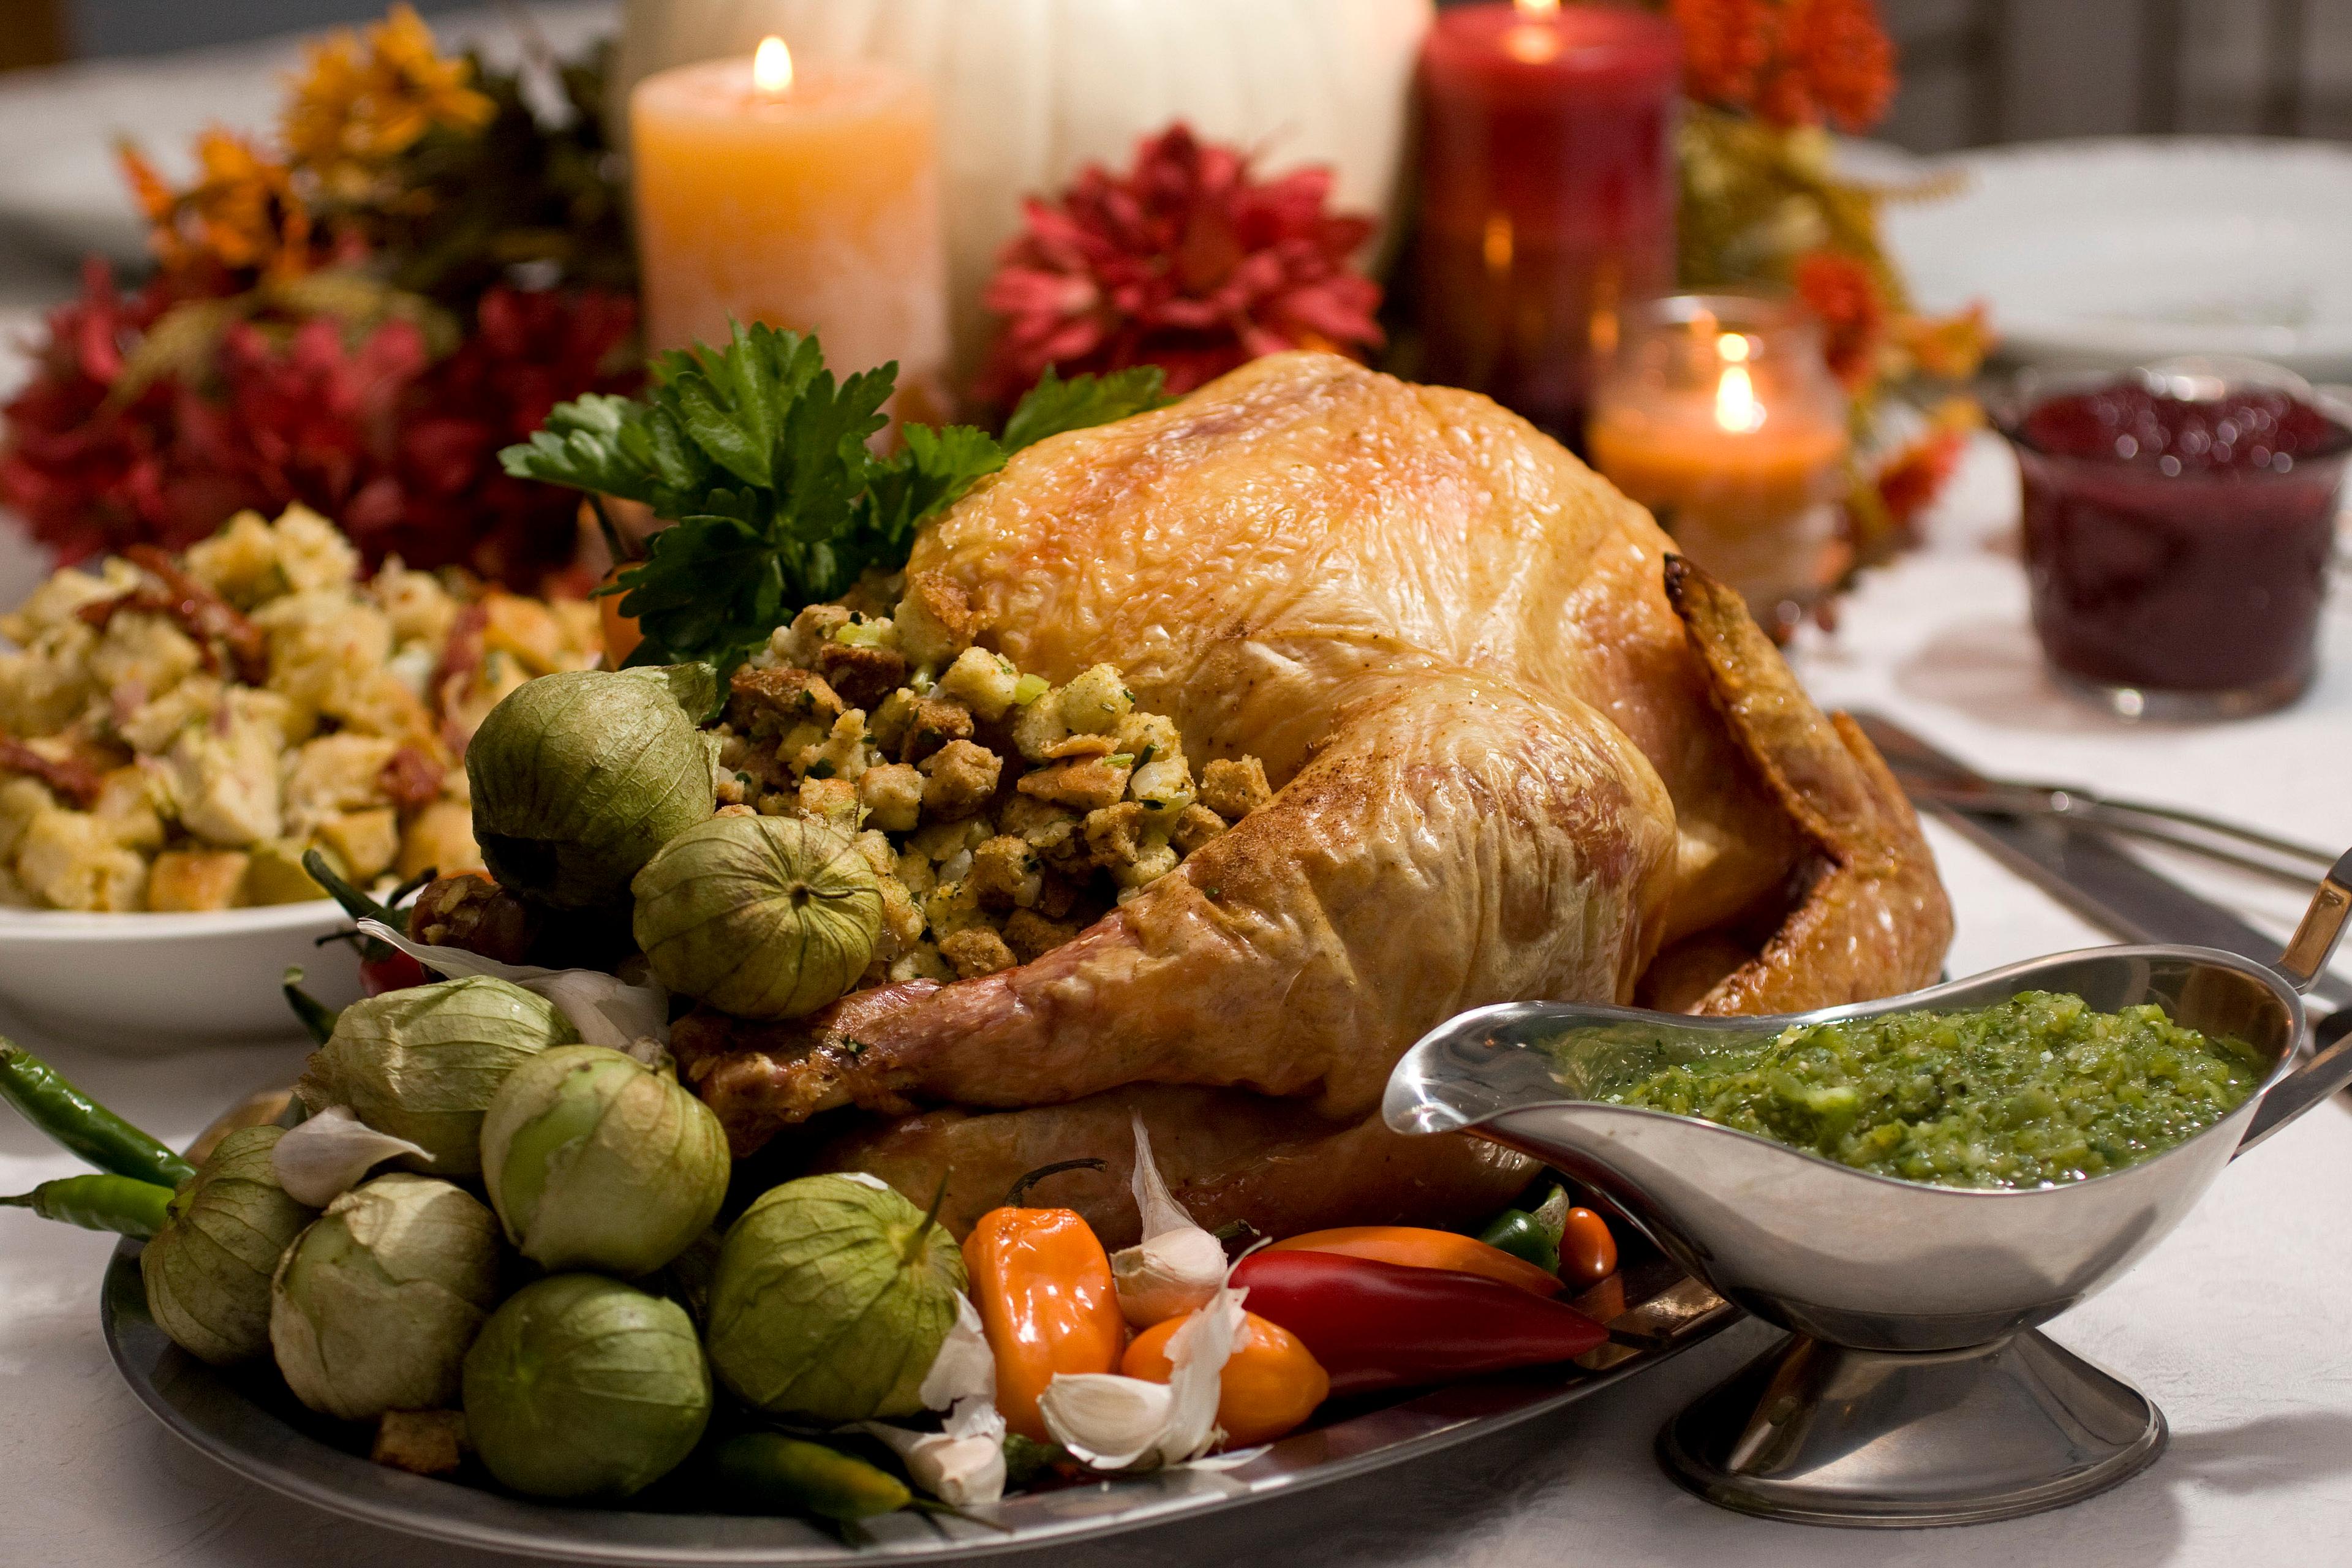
[1267,1226,1564,1297]
[962,1162,1127,1442]
[1123,1310,1329,1448]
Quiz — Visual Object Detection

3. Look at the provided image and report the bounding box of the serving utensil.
[1856,712,2352,1019]
[1384,848,2352,1528]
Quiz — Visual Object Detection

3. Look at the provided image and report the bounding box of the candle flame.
[1515,0,1562,14]
[753,36,793,94]
[1715,364,1766,434]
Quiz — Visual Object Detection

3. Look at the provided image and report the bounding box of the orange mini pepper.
[1267,1226,1565,1297]
[962,1165,1127,1442]
[1123,1310,1330,1449]
[597,564,642,666]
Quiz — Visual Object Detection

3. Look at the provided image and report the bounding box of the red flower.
[1793,250,1885,392]
[356,284,640,587]
[979,123,1383,404]
[0,271,638,590]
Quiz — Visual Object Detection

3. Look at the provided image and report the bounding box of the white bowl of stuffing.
[0,505,602,1047]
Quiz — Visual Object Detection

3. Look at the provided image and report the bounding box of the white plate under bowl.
[0,900,361,1050]
[1882,137,2352,379]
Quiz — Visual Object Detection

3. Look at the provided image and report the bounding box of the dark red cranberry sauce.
[2015,382,2351,477]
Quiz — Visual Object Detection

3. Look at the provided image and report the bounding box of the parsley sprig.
[499,325,1167,673]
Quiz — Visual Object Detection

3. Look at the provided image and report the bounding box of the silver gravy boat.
[1383,850,2352,1528]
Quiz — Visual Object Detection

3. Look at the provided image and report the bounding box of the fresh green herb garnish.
[500,325,1170,674]
[998,364,1170,453]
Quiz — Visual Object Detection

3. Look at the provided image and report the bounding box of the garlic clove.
[919,1293,997,1411]
[270,1106,432,1207]
[860,1392,1006,1506]
[358,919,669,1047]
[1156,1282,1245,1464]
[1112,1112,1226,1328]
[1038,1374,1174,1471]
[1112,1226,1226,1329]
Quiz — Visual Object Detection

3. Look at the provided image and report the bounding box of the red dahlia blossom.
[1,273,637,590]
[979,123,1383,404]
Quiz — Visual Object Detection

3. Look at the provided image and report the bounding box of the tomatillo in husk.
[141,1125,318,1365]
[269,1174,502,1422]
[467,665,721,911]
[296,976,578,1177]
[631,815,882,1019]
[479,1045,729,1276]
[704,1174,967,1423]
[462,1273,711,1499]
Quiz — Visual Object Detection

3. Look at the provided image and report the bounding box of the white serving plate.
[1881,137,2352,378]
[0,900,361,1050]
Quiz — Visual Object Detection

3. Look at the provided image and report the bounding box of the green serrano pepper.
[0,1174,176,1237]
[0,1039,195,1189]
[708,1433,911,1521]
[281,967,341,1047]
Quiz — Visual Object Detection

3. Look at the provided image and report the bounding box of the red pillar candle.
[1414,1,1681,442]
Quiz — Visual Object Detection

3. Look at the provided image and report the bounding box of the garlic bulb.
[1111,1114,1224,1329]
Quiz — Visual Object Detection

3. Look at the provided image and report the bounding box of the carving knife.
[1851,712,2352,1041]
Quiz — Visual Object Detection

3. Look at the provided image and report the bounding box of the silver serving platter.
[102,1227,1733,1563]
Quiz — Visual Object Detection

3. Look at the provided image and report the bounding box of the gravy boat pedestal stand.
[1383,851,2352,1528]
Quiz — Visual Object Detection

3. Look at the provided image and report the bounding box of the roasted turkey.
[674,352,1951,1243]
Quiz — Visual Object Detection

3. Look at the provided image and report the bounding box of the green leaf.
[859,423,1006,560]
[498,393,663,503]
[613,514,786,676]
[666,322,827,489]
[1000,365,1172,453]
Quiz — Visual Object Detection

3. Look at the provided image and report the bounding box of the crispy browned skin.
[679,353,1951,1241]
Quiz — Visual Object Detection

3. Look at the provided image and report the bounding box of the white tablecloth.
[1,37,2350,1555]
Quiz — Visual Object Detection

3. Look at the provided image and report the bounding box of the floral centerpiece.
[0,6,639,592]
[1665,0,1991,584]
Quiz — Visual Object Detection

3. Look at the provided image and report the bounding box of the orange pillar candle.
[631,37,949,417]
[1586,295,1850,623]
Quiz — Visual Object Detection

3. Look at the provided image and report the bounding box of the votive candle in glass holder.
[1586,294,1850,625]
[2000,359,2350,721]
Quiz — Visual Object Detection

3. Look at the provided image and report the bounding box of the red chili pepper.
[358,951,431,997]
[1231,1250,1608,1396]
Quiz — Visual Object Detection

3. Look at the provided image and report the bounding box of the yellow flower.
[282,3,492,198]
[119,128,315,283]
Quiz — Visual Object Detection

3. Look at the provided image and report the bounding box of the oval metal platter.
[104,1231,1733,1564]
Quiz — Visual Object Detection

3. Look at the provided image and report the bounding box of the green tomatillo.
[704,1174,967,1423]
[630,815,882,1019]
[467,665,722,911]
[462,1273,712,1500]
[296,976,578,1177]
[269,1173,502,1422]
[478,1045,729,1276]
[142,1125,320,1365]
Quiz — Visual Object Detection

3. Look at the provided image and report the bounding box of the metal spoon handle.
[2278,849,2352,993]
[2235,851,2352,1156]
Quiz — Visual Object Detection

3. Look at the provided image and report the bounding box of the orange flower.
[1874,411,1975,527]
[1672,0,1776,111]
[282,2,491,200]
[119,128,315,285]
[1673,0,1896,132]
[1793,249,1885,393]
[1896,303,1992,382]
[1777,0,1897,131]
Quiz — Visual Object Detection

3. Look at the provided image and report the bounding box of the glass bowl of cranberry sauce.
[2002,359,2350,720]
